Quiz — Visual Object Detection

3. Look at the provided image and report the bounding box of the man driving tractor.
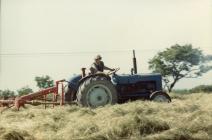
[90,55,115,74]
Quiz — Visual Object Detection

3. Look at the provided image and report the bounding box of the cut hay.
[0,93,211,140]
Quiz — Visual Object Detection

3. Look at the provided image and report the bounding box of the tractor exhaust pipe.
[133,50,137,74]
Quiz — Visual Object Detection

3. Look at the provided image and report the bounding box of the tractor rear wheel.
[150,91,171,102]
[77,77,117,107]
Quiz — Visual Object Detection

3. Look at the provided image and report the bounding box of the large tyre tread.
[77,76,117,107]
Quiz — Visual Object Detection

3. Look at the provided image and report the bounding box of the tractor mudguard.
[150,91,171,102]
[67,73,110,91]
[78,73,111,85]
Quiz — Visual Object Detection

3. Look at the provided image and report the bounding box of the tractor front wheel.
[150,91,171,102]
[77,77,117,107]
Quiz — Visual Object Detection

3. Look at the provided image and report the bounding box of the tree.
[149,44,212,92]
[35,75,54,89]
[17,86,33,96]
[0,89,15,99]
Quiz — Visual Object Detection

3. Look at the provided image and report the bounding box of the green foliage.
[172,89,191,94]
[149,44,212,92]
[190,85,212,93]
[35,75,54,89]
[17,86,33,96]
[172,85,212,94]
[0,89,15,99]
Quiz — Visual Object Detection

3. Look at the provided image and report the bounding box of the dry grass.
[0,93,212,140]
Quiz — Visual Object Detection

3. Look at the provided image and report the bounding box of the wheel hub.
[97,96,102,101]
[87,84,112,107]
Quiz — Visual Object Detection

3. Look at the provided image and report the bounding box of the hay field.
[0,93,212,140]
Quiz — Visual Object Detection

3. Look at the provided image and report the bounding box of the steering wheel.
[107,68,120,75]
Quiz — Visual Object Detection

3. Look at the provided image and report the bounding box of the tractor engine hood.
[112,73,162,89]
[112,73,162,85]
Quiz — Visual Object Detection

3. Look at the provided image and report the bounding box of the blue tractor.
[65,50,171,107]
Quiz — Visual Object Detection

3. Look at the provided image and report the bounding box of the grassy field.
[0,93,212,140]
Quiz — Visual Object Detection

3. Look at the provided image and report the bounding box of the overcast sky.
[0,0,212,91]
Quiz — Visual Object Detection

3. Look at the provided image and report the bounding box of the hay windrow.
[0,93,211,140]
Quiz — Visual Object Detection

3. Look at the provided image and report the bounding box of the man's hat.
[95,55,102,60]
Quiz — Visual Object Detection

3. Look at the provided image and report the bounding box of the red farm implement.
[0,79,67,111]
